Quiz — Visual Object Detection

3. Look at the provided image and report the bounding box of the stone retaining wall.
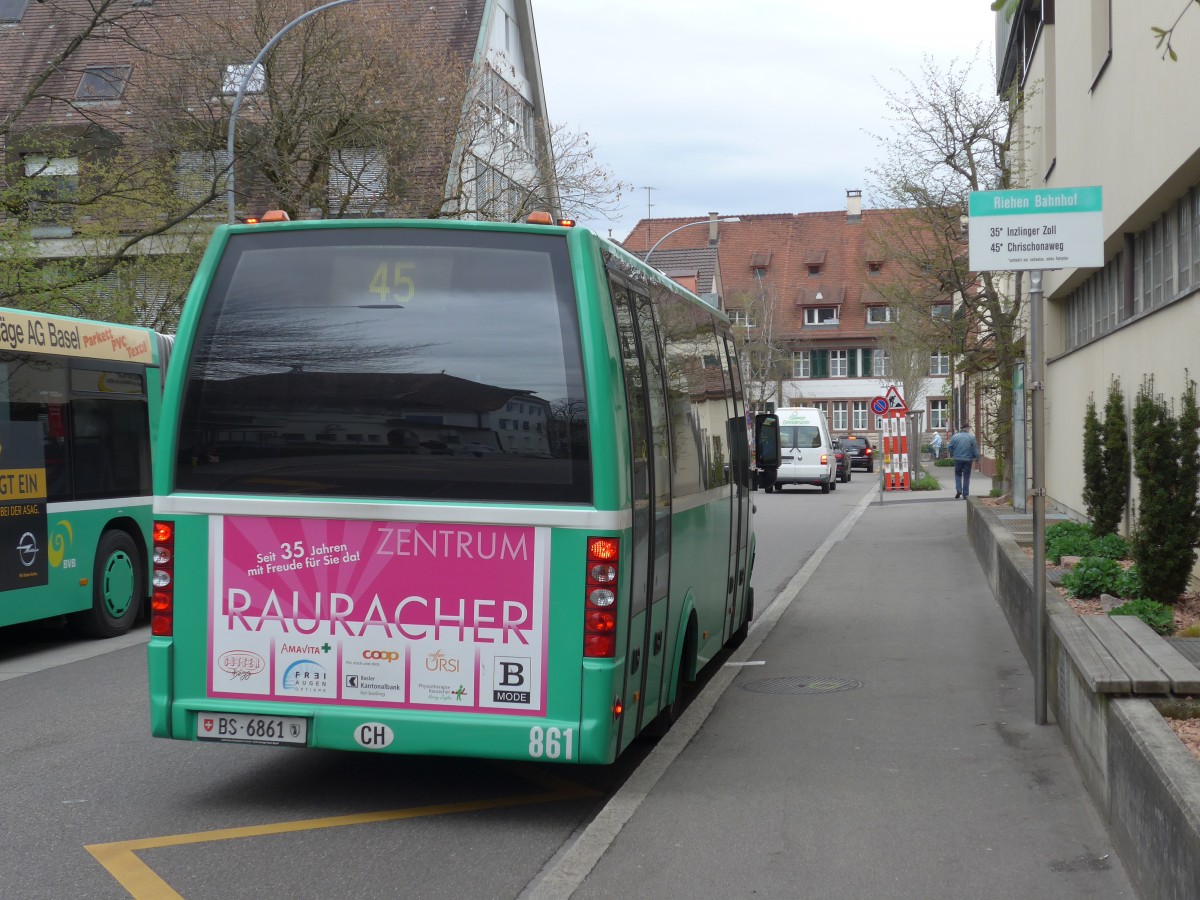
[967,499,1200,900]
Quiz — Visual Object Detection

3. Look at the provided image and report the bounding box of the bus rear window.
[174,227,590,503]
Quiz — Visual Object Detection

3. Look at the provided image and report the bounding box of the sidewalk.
[544,460,1138,899]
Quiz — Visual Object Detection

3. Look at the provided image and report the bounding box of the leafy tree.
[1130,375,1200,604]
[1082,393,1105,529]
[1098,378,1130,536]
[867,55,1029,494]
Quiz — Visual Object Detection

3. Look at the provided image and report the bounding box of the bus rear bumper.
[162,701,607,763]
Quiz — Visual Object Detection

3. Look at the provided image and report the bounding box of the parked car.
[832,438,851,483]
[840,435,875,472]
[772,407,837,493]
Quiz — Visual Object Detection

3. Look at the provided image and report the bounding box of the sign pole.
[1030,270,1048,725]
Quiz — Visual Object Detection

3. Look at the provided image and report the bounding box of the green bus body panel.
[0,306,165,629]
[149,219,753,764]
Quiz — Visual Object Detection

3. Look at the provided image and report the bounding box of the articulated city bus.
[0,307,171,636]
[149,215,778,763]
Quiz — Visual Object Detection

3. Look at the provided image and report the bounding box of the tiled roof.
[629,246,717,295]
[622,208,936,346]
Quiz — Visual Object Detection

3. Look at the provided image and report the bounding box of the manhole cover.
[742,676,862,695]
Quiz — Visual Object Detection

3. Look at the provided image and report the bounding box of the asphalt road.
[0,477,858,899]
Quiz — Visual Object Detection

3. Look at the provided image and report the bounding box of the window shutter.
[848,350,858,377]
[860,349,872,376]
[813,350,828,378]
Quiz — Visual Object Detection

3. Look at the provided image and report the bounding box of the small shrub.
[934,458,954,467]
[1088,532,1129,560]
[910,473,940,491]
[1180,624,1200,638]
[1109,598,1176,636]
[1061,556,1124,598]
[1046,521,1094,564]
[1114,565,1142,599]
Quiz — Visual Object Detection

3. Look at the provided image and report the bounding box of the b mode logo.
[354,722,395,749]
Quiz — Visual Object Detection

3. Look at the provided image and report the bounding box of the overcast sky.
[531,1,1001,240]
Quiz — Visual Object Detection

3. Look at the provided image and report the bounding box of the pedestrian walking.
[929,430,943,461]
[947,424,980,498]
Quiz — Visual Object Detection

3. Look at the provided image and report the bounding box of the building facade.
[999,2,1200,537]
[626,194,955,442]
[0,0,556,327]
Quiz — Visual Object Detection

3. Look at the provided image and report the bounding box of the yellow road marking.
[86,766,599,899]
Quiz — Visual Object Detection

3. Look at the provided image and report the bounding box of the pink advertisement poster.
[208,516,549,715]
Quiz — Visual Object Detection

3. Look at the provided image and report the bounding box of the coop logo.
[491,656,532,704]
[218,650,265,681]
[281,659,327,693]
[362,649,400,662]
[17,531,39,568]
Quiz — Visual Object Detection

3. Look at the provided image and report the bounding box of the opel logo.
[17,531,39,567]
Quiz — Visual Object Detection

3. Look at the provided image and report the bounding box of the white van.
[771,407,837,493]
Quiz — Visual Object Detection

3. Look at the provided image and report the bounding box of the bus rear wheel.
[72,530,143,638]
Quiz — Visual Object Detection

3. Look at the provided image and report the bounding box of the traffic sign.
[968,186,1103,271]
[870,396,888,416]
[885,385,907,414]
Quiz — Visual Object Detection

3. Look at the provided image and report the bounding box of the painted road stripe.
[87,768,598,899]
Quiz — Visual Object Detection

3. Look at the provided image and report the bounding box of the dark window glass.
[0,0,30,24]
[76,66,132,100]
[1,355,150,501]
[175,227,590,502]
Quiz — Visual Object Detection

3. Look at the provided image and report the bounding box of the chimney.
[846,189,862,222]
[708,211,720,246]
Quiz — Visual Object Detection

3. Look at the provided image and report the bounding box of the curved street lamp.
[226,0,361,224]
[643,216,740,267]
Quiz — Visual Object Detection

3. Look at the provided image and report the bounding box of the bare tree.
[726,285,788,411]
[867,54,1027,492]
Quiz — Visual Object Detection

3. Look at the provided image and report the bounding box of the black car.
[831,439,851,483]
[840,435,875,472]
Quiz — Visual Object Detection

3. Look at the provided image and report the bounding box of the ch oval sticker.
[354,722,395,749]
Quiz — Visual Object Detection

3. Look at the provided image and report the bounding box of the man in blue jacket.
[947,424,980,499]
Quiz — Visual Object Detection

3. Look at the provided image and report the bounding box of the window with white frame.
[866,306,896,324]
[23,154,78,224]
[832,401,848,431]
[803,306,839,325]
[930,350,950,376]
[224,63,264,95]
[928,398,948,430]
[730,309,755,329]
[792,351,810,378]
[872,348,891,377]
[852,401,868,431]
[830,350,848,377]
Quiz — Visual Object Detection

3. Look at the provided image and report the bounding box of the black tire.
[821,479,831,494]
[648,625,696,739]
[830,478,837,490]
[867,463,875,473]
[71,530,143,638]
[846,468,852,482]
[730,587,753,647]
[773,482,783,492]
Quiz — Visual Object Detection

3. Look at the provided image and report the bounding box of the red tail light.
[152,521,175,636]
[584,537,619,658]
